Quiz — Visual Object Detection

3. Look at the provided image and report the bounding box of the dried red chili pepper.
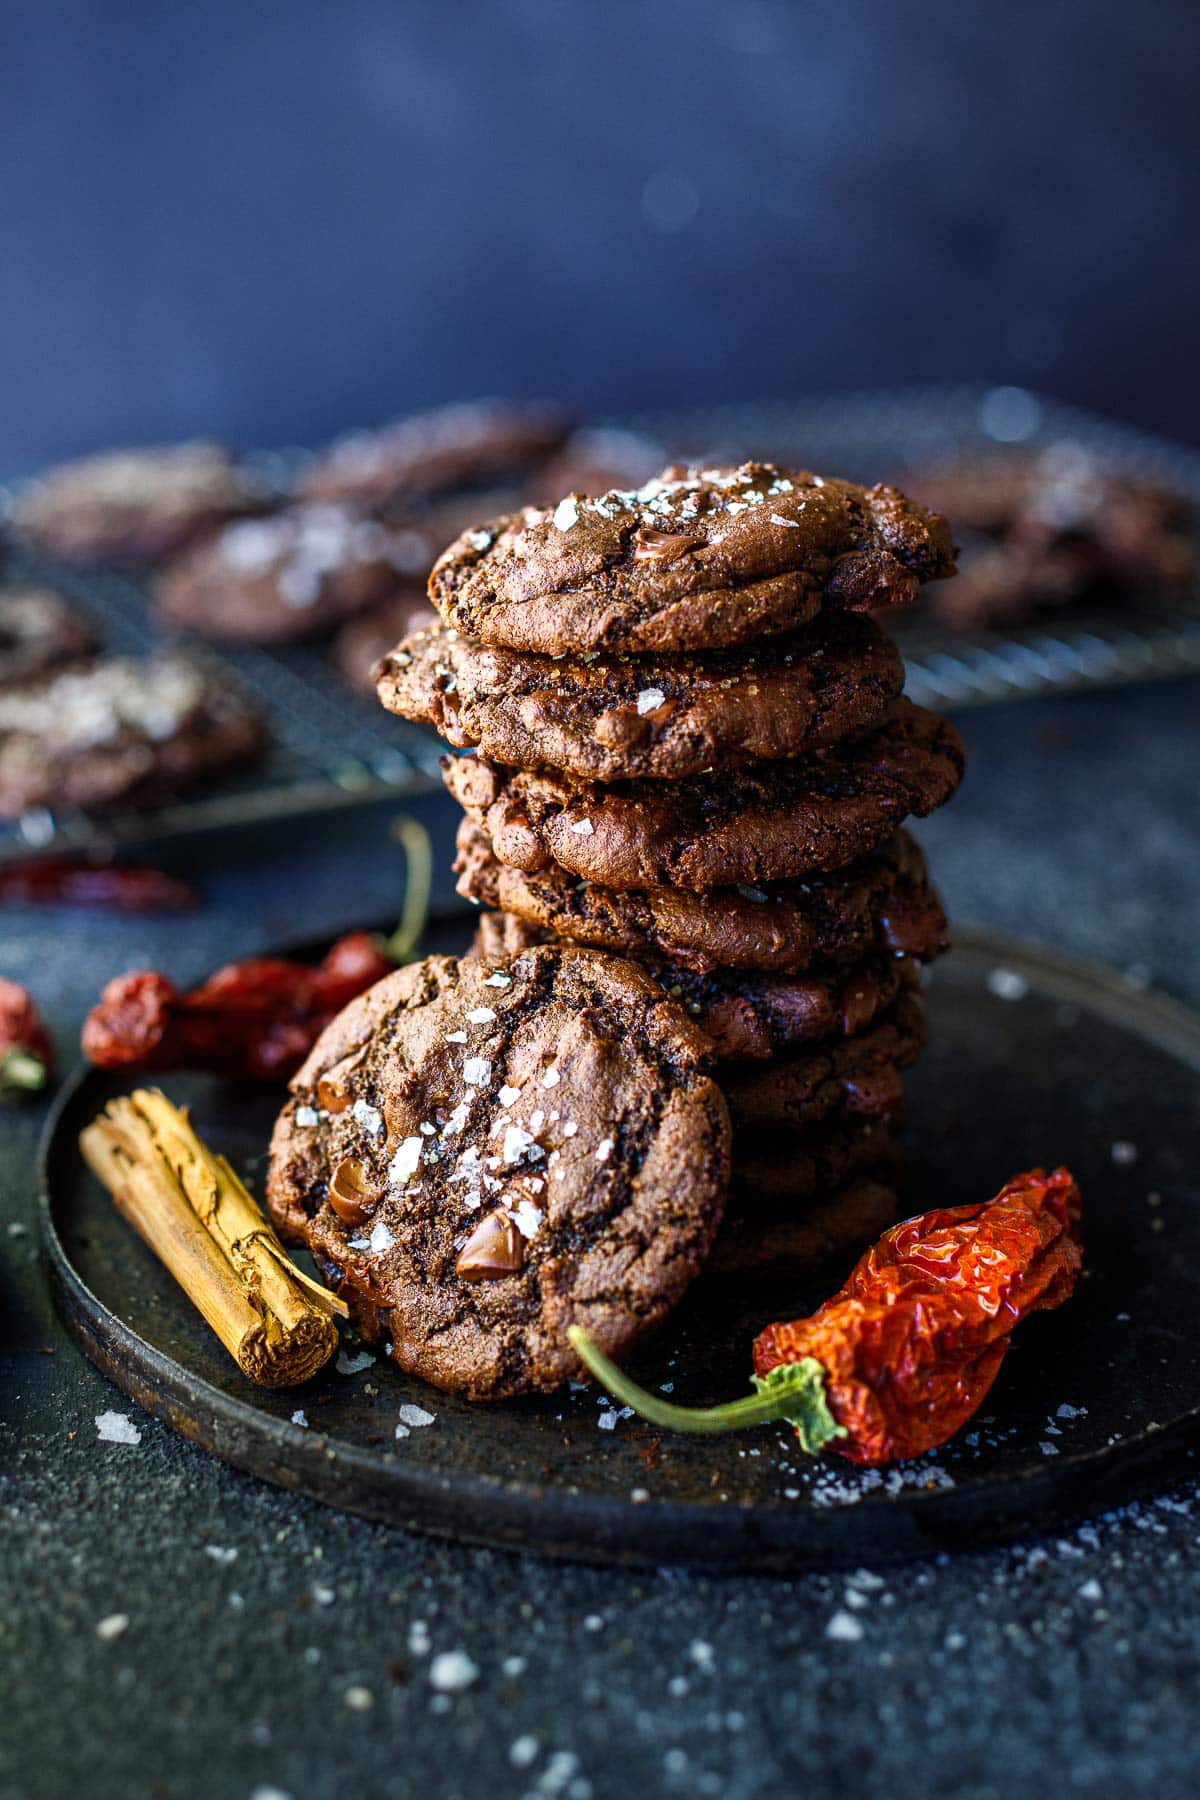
[80,816,433,1083]
[0,977,55,1100]
[0,856,197,913]
[570,1167,1083,1466]
[81,932,397,1083]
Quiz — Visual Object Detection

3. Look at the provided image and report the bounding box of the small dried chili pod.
[0,977,55,1102]
[570,1167,1083,1467]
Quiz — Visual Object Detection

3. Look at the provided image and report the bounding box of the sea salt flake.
[769,513,801,528]
[95,1613,129,1642]
[390,1136,424,1184]
[510,1199,544,1239]
[336,1349,376,1375]
[569,818,594,835]
[1079,1578,1103,1601]
[205,1545,239,1566]
[498,1084,522,1107]
[429,1649,479,1692]
[466,1007,497,1024]
[563,1121,578,1138]
[446,1030,468,1043]
[509,1735,540,1769]
[597,1409,618,1431]
[503,1124,538,1165]
[987,967,1029,1002]
[636,687,666,715]
[369,1220,395,1254]
[398,1403,436,1428]
[484,972,512,988]
[294,1106,322,1127]
[95,1411,141,1446]
[595,1138,613,1162]
[463,1057,492,1086]
[291,1410,309,1428]
[825,1610,864,1643]
[553,497,579,531]
[542,1067,560,1087]
[351,1099,384,1139]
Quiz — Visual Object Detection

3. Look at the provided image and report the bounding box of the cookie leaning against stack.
[378,460,964,1288]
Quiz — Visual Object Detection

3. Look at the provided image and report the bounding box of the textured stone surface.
[4,683,1200,1800]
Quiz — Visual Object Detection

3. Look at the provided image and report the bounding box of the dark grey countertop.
[4,677,1200,1800]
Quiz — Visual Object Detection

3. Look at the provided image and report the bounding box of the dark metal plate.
[39,923,1200,1571]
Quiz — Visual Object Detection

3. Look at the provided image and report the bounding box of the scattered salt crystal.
[291,1410,309,1428]
[510,1199,543,1239]
[1039,1441,1060,1456]
[563,1121,578,1137]
[442,1100,471,1136]
[1057,1403,1086,1419]
[463,1057,492,1086]
[311,1583,335,1606]
[351,1099,384,1138]
[1079,1578,1103,1601]
[485,971,512,988]
[987,968,1029,1002]
[95,1613,129,1641]
[398,1402,436,1429]
[502,1654,527,1678]
[503,1124,537,1165]
[95,1412,141,1446]
[595,1138,613,1162]
[336,1348,376,1375]
[429,1649,479,1692]
[553,497,579,531]
[509,1735,540,1769]
[344,1686,373,1712]
[1110,1141,1138,1166]
[569,818,594,835]
[636,688,666,715]
[768,513,801,528]
[498,1084,522,1107]
[466,1006,497,1024]
[466,529,493,551]
[825,1611,864,1643]
[446,1030,468,1043]
[204,1545,239,1566]
[689,1640,714,1671]
[542,1067,560,1087]
[390,1136,424,1184]
[294,1106,322,1128]
[597,1410,618,1431]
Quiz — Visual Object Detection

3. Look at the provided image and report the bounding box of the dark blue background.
[4,0,1198,467]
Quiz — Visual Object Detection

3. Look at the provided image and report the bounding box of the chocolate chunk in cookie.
[379,610,903,782]
[444,699,964,892]
[706,1179,899,1281]
[154,504,433,643]
[722,988,926,1130]
[12,443,270,564]
[0,588,95,688]
[300,401,571,510]
[429,462,956,654]
[0,653,266,816]
[456,821,949,974]
[266,946,730,1400]
[473,910,917,1061]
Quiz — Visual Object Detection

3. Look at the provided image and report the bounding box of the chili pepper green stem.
[0,1046,48,1099]
[567,1327,847,1453]
[381,815,434,963]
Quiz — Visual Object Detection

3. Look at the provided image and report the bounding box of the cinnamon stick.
[81,1088,347,1387]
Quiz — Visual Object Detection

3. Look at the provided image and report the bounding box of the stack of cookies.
[378,461,964,1280]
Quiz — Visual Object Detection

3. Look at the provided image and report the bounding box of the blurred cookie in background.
[11,443,273,565]
[299,399,571,511]
[903,443,1196,630]
[0,588,96,688]
[332,589,438,695]
[0,652,266,816]
[154,503,434,643]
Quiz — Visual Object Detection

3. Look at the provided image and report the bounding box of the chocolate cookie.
[333,590,438,695]
[429,462,956,654]
[12,443,269,564]
[456,821,949,974]
[0,653,266,816]
[379,611,904,782]
[444,700,965,892]
[730,1117,901,1207]
[266,946,730,1400]
[154,504,433,643]
[706,1179,899,1281]
[473,910,916,1061]
[722,989,926,1130]
[301,401,571,510]
[0,588,95,688]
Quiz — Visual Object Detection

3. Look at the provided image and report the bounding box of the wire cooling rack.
[2,384,1197,862]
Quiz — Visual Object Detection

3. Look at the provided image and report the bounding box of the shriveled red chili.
[81,932,396,1082]
[570,1167,1083,1466]
[0,856,197,913]
[0,977,54,1100]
